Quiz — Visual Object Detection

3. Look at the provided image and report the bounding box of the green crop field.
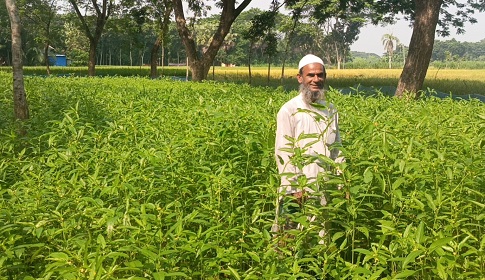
[0,71,484,279]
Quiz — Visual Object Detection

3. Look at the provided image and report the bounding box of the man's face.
[297,63,326,92]
[298,63,326,103]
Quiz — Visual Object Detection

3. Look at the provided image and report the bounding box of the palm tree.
[381,33,399,69]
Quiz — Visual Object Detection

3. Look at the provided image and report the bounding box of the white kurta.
[274,92,344,196]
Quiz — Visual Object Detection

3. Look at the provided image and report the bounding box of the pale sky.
[245,0,485,55]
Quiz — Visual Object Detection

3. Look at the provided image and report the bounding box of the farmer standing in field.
[272,54,345,244]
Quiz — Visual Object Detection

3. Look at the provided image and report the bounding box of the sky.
[245,1,485,55]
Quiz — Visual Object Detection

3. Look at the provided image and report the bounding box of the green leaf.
[227,266,241,280]
[363,168,373,183]
[416,221,425,244]
[125,260,143,268]
[402,250,423,269]
[332,231,345,242]
[165,272,189,278]
[47,252,69,262]
[425,193,436,211]
[97,234,106,249]
[356,226,369,239]
[153,272,165,280]
[403,223,413,238]
[393,269,416,279]
[353,248,373,256]
[247,251,260,263]
[428,237,453,254]
[391,177,405,190]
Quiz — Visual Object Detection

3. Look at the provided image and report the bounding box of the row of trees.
[351,36,485,69]
[2,8,484,71]
[0,0,370,77]
[0,9,360,67]
[432,38,485,62]
[3,1,483,74]
[3,0,485,123]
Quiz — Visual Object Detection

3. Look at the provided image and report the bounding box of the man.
[273,54,344,236]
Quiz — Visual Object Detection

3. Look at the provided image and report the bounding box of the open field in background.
[0,72,484,278]
[209,67,485,96]
[2,65,484,96]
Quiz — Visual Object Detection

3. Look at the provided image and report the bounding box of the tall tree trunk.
[150,37,161,79]
[161,45,165,75]
[190,59,212,81]
[267,55,271,85]
[6,0,29,122]
[44,42,51,75]
[395,0,442,98]
[335,42,341,70]
[247,42,253,85]
[155,1,172,78]
[281,14,299,84]
[172,0,251,81]
[88,39,97,76]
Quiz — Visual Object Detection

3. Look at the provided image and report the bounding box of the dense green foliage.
[432,38,485,62]
[1,73,484,278]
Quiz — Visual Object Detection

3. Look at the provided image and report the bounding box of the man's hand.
[291,191,305,207]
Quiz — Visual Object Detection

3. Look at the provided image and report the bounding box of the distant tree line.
[1,1,483,71]
[432,38,485,62]
[0,2,362,69]
[346,37,485,69]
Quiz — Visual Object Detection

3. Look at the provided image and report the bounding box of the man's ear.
[297,73,303,83]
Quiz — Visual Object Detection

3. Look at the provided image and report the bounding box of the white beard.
[300,84,325,104]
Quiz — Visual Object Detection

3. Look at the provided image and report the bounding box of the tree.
[369,0,485,97]
[432,38,485,62]
[278,7,300,82]
[172,0,252,81]
[285,0,367,68]
[396,42,407,65]
[242,10,277,85]
[68,0,114,76]
[286,0,484,96]
[118,0,171,73]
[0,0,11,65]
[164,22,185,65]
[63,17,90,66]
[148,0,173,78]
[19,0,61,74]
[394,1,440,97]
[381,33,399,69]
[215,8,261,68]
[323,18,363,69]
[283,21,323,61]
[5,0,30,122]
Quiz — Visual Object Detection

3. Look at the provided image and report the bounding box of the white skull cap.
[298,54,324,70]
